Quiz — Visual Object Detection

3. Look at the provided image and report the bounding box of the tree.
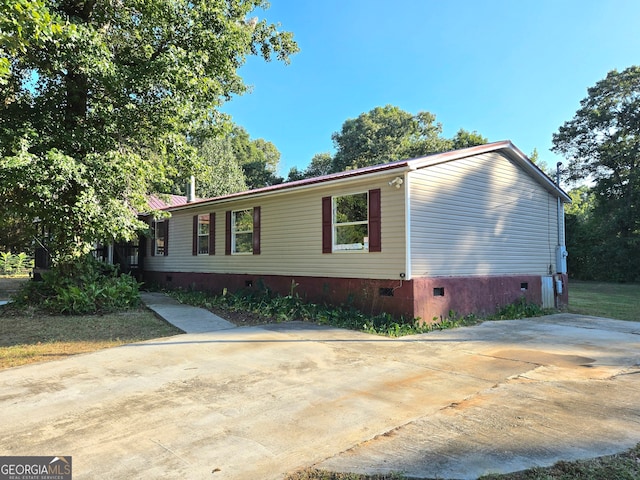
[0,206,32,253]
[194,136,247,199]
[552,66,640,281]
[450,128,488,150]
[286,152,333,181]
[0,0,297,261]
[288,106,488,182]
[527,147,555,177]
[0,0,63,83]
[563,186,599,280]
[330,105,453,172]
[230,126,283,188]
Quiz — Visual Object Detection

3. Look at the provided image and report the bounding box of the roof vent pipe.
[187,175,196,203]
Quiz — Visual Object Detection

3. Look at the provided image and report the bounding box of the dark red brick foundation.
[143,271,569,323]
[412,274,568,322]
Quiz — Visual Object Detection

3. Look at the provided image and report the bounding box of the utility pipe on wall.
[555,162,568,274]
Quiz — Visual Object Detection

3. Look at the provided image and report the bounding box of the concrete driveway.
[1,314,639,479]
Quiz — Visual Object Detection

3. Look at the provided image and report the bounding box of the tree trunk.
[59,0,96,156]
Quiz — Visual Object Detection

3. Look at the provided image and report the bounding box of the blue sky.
[222,0,640,176]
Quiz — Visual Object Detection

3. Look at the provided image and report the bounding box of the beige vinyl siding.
[145,175,407,280]
[409,151,558,277]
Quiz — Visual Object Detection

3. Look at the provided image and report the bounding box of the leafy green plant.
[12,255,140,314]
[170,287,479,337]
[488,297,549,320]
[0,252,11,275]
[172,287,551,337]
[0,252,33,276]
[13,252,29,274]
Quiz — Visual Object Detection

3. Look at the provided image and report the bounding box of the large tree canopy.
[193,135,247,199]
[553,66,640,281]
[330,105,454,172]
[287,152,333,182]
[0,0,297,260]
[288,105,487,181]
[229,125,283,188]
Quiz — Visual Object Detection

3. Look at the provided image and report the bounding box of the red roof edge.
[155,140,569,211]
[146,194,188,210]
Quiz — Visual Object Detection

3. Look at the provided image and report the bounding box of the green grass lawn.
[568,281,640,321]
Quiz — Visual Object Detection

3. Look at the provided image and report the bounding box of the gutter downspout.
[404,171,411,282]
[554,163,568,307]
[556,163,563,249]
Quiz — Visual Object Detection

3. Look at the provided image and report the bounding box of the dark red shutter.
[225,211,231,255]
[163,220,169,256]
[368,188,381,252]
[138,232,146,261]
[192,215,198,256]
[253,206,261,255]
[322,196,332,253]
[209,212,215,255]
[150,220,155,256]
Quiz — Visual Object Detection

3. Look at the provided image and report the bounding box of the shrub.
[170,287,479,337]
[172,288,552,337]
[12,255,140,314]
[488,297,548,320]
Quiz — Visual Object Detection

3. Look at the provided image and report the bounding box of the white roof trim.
[405,141,571,202]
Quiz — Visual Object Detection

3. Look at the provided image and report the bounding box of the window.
[232,209,253,254]
[334,192,368,251]
[153,220,167,256]
[197,214,209,255]
[225,207,260,255]
[193,213,215,256]
[322,189,381,253]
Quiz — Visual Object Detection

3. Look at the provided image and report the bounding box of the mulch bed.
[208,306,276,327]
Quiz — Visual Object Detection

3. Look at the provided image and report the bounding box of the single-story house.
[92,194,189,279]
[142,141,571,322]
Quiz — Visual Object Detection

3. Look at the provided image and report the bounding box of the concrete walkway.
[140,291,236,333]
[1,303,639,479]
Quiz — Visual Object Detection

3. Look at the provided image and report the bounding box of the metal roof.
[155,140,570,213]
[146,194,188,210]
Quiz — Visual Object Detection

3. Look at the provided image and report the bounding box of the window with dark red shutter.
[209,212,215,255]
[368,188,381,252]
[323,190,381,253]
[192,216,198,256]
[253,207,261,255]
[225,211,231,255]
[322,196,332,253]
[163,219,169,256]
[152,219,167,256]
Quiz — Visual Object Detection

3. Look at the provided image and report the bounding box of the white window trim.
[333,192,369,252]
[231,209,253,255]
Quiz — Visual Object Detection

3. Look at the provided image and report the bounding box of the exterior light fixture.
[388,177,403,188]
